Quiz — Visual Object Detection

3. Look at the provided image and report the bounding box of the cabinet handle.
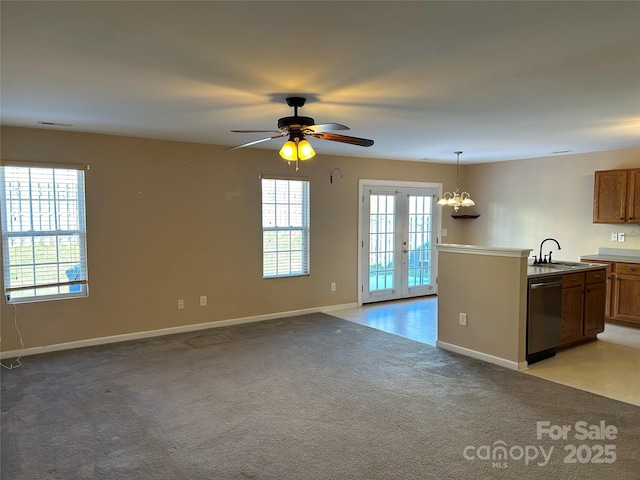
[631,267,636,272]
[620,217,624,220]
[594,274,601,278]
[630,217,634,221]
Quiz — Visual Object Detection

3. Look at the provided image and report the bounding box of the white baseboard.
[0,302,359,360]
[436,340,528,371]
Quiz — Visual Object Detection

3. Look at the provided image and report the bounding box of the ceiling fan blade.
[304,123,349,133]
[231,129,281,133]
[226,134,284,151]
[310,132,374,147]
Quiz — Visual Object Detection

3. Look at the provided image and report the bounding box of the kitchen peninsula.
[436,244,607,371]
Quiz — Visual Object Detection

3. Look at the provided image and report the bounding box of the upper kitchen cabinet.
[593,168,640,224]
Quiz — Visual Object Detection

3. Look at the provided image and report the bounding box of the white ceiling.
[1,1,639,164]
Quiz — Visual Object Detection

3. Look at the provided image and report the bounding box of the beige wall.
[0,126,460,352]
[3,126,636,354]
[437,249,528,366]
[462,148,640,260]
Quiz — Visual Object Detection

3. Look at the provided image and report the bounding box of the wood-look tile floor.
[330,296,640,406]
[331,296,438,346]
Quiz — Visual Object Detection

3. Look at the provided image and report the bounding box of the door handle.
[402,249,408,254]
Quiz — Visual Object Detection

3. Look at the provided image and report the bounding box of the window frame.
[261,176,310,279]
[0,161,89,303]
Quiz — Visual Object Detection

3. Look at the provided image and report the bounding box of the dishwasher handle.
[530,280,563,289]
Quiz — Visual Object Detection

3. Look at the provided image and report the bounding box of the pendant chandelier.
[437,151,475,212]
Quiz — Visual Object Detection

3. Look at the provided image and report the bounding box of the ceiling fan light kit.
[279,137,315,163]
[279,140,297,161]
[227,96,374,170]
[296,139,315,160]
[437,151,476,212]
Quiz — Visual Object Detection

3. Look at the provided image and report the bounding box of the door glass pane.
[369,194,395,291]
[407,195,432,287]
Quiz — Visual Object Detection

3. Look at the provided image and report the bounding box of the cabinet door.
[562,287,584,344]
[581,261,612,317]
[627,168,640,223]
[584,283,606,336]
[593,170,627,223]
[605,273,614,318]
[613,274,640,324]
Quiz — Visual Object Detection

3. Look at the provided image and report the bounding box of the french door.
[359,181,441,304]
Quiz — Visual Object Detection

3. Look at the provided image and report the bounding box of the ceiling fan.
[226,97,374,169]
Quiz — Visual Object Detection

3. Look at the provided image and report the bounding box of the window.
[261,177,309,278]
[0,163,88,302]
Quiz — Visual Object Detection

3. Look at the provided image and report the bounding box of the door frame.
[357,179,443,306]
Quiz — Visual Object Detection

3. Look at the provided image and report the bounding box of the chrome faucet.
[537,238,561,264]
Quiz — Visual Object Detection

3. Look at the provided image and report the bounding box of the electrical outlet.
[177,299,184,310]
[442,228,448,237]
[199,295,207,307]
[459,313,467,326]
[330,282,336,292]
[618,233,625,242]
[611,233,618,242]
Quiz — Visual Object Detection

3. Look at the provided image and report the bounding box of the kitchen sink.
[528,259,605,278]
[538,260,598,270]
[550,261,585,266]
[545,262,582,269]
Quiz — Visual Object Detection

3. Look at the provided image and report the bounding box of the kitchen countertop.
[527,262,607,279]
[579,254,640,264]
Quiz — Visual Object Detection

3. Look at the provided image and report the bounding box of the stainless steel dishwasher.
[527,276,563,364]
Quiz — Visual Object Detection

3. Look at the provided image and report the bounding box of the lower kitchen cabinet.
[560,268,606,347]
[584,274,606,337]
[561,273,584,345]
[612,263,640,324]
[581,260,640,327]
